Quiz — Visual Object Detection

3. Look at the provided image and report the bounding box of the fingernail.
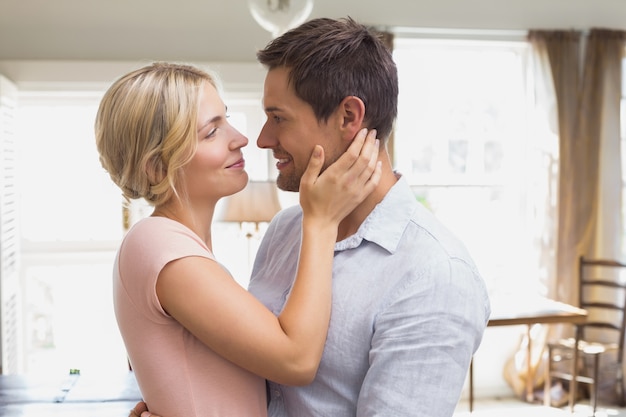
[141,412,152,417]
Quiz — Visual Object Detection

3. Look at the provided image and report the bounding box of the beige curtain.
[528,27,625,318]
[582,29,626,260]
[505,28,626,401]
[578,29,626,403]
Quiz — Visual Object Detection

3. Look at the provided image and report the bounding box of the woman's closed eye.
[204,127,218,139]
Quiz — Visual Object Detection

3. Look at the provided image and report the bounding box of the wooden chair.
[545,256,626,415]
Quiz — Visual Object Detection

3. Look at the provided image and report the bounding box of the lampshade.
[218,180,282,224]
[247,0,314,38]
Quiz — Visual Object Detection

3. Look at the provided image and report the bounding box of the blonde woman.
[95,62,380,417]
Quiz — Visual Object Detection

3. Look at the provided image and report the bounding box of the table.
[469,296,587,413]
[0,370,142,416]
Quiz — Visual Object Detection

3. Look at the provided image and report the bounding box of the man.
[133,17,490,417]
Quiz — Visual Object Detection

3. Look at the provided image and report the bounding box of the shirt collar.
[335,174,415,254]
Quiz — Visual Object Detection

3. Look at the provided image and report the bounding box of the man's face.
[257,67,344,192]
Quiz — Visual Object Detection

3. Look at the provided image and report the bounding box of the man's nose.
[256,122,275,149]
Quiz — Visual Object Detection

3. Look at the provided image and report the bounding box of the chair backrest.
[578,256,626,360]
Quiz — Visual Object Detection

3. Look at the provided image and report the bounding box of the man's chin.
[276,174,300,193]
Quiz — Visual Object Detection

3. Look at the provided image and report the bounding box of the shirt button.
[274,390,281,398]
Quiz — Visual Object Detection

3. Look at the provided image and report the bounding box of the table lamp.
[218,180,282,237]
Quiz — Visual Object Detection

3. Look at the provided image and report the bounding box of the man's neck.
[336,158,398,241]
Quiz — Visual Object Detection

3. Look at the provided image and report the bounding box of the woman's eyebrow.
[197,114,223,132]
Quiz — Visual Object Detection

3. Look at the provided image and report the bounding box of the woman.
[94,62,380,416]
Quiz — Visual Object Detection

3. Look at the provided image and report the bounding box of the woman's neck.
[152,201,215,249]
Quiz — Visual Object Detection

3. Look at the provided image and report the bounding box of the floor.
[455,396,626,417]
[2,370,625,417]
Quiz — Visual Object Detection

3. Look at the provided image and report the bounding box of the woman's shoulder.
[127,216,199,236]
[128,215,184,231]
[123,216,210,254]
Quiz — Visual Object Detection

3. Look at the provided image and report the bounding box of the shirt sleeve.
[356,257,490,417]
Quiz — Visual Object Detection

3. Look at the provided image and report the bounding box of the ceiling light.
[247,0,314,38]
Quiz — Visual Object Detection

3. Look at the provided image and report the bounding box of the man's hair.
[257,17,398,141]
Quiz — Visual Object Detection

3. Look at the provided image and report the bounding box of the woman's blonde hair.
[95,62,216,206]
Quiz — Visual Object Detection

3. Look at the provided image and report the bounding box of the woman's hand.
[129,401,157,417]
[299,128,381,225]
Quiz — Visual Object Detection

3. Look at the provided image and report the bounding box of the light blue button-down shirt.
[248,176,491,417]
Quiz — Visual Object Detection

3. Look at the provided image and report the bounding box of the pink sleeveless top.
[113,216,267,417]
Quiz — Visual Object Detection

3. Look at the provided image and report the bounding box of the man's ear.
[338,96,366,142]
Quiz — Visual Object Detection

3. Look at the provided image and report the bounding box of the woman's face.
[181,81,249,204]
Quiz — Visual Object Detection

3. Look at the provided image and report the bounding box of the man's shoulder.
[259,205,303,251]
[269,205,303,228]
[409,205,471,257]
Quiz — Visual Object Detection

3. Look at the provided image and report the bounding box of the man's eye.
[273,115,282,123]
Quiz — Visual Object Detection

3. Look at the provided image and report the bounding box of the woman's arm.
[156,129,380,385]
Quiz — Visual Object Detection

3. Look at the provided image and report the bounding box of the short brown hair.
[257,17,398,141]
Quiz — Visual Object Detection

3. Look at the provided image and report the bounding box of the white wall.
[0,61,267,93]
[1,0,625,84]
[1,0,625,62]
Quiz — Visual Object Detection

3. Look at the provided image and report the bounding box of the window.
[393,36,556,297]
[17,91,127,375]
[18,92,124,245]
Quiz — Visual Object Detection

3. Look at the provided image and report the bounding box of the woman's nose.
[230,126,248,149]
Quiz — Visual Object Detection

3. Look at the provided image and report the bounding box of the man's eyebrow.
[264,106,282,113]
